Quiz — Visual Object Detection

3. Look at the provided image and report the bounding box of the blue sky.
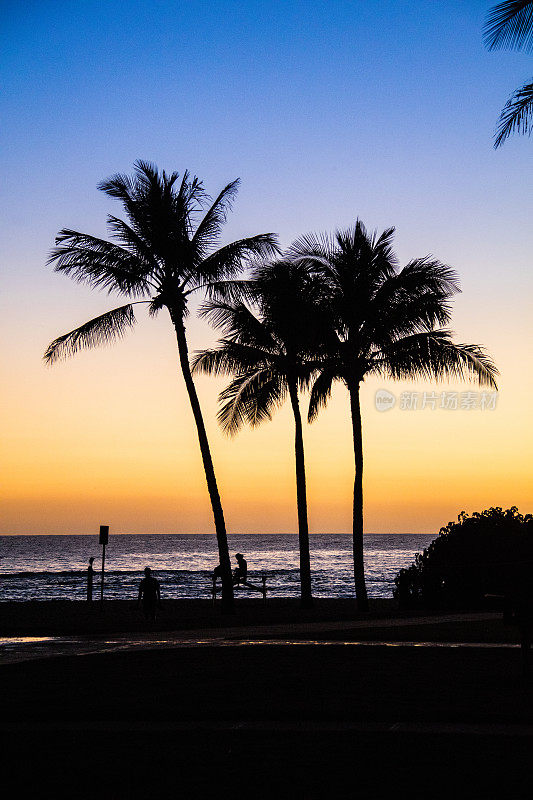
[2,0,531,248]
[3,1,531,345]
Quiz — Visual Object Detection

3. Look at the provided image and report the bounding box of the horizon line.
[0,531,434,536]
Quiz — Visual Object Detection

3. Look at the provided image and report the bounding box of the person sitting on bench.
[232,553,247,586]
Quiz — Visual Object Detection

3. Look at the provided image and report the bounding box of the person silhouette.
[233,553,247,586]
[137,567,161,621]
[87,557,96,602]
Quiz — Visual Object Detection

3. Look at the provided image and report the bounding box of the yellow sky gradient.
[2,297,531,536]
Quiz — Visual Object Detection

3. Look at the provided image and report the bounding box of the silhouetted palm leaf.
[307,366,337,423]
[217,369,285,435]
[44,304,138,364]
[49,230,154,297]
[197,235,279,284]
[376,331,499,387]
[192,340,272,378]
[484,2,533,146]
[494,80,533,146]
[192,179,240,257]
[484,1,533,52]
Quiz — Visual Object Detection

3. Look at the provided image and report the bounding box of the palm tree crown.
[45,161,277,361]
[290,223,497,411]
[193,262,322,433]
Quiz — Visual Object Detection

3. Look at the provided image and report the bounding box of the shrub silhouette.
[394,507,533,609]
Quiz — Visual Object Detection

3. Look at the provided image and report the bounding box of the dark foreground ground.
[2,600,531,798]
[0,597,398,635]
[3,645,533,798]
[0,596,511,636]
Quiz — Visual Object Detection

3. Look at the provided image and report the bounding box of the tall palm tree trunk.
[288,380,313,608]
[171,311,234,613]
[348,380,369,612]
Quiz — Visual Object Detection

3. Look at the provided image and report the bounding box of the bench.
[211,574,267,606]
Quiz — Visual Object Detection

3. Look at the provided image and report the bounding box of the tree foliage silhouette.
[395,507,533,608]
[193,261,324,608]
[290,221,498,611]
[484,1,533,147]
[44,161,278,612]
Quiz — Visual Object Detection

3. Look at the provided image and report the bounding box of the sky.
[1,0,532,535]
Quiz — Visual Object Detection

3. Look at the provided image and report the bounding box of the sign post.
[99,525,109,604]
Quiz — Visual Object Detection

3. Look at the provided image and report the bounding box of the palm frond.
[201,279,255,305]
[172,168,206,218]
[191,340,273,377]
[191,347,235,377]
[395,257,460,296]
[217,369,286,435]
[376,330,499,388]
[199,301,280,353]
[193,234,279,284]
[49,229,153,297]
[336,221,396,267]
[97,171,136,202]
[308,367,337,422]
[147,294,166,318]
[362,257,459,346]
[191,179,240,256]
[494,80,533,147]
[333,221,397,290]
[43,303,139,364]
[106,215,161,272]
[484,1,533,52]
[287,231,336,265]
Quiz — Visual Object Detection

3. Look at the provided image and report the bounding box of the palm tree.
[192,261,324,608]
[484,1,533,147]
[44,160,278,613]
[290,221,498,611]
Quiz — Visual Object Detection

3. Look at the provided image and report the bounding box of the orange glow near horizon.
[2,307,531,536]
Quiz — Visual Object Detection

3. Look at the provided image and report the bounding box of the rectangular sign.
[99,525,109,545]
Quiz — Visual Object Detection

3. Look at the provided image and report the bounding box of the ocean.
[0,533,434,601]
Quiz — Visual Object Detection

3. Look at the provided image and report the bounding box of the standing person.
[137,567,161,622]
[233,553,247,586]
[86,557,96,602]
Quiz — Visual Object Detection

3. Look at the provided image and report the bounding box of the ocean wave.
[0,567,304,579]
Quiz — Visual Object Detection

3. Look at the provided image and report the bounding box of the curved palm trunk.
[288,380,313,608]
[348,380,369,612]
[170,310,234,613]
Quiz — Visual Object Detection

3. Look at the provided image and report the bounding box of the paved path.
[0,611,507,664]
